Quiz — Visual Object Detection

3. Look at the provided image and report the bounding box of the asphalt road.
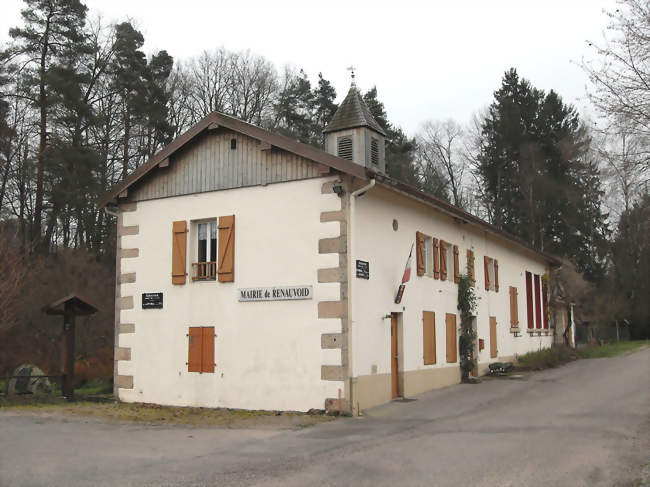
[1,348,648,487]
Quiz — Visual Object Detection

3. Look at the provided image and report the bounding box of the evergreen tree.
[363,87,419,188]
[273,69,315,144]
[110,22,147,179]
[8,0,89,249]
[142,50,175,159]
[312,72,337,139]
[478,68,610,280]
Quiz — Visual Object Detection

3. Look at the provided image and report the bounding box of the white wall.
[350,186,553,381]
[118,177,343,411]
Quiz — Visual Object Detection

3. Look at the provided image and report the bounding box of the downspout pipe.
[347,178,375,415]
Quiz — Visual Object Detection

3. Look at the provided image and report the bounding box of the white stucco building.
[99,83,560,413]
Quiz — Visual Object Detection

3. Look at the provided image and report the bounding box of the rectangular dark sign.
[142,292,163,309]
[356,260,370,279]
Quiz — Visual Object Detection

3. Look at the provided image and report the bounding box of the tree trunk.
[123,100,130,180]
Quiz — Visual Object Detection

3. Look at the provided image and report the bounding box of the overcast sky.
[1,0,615,134]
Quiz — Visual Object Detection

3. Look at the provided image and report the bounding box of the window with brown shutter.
[534,274,542,329]
[509,286,519,327]
[423,311,436,365]
[467,249,475,286]
[445,313,457,363]
[433,238,440,279]
[416,231,425,276]
[489,317,498,358]
[217,215,235,282]
[494,259,499,292]
[440,240,448,281]
[453,245,460,283]
[187,326,215,373]
[172,221,188,284]
[525,271,534,329]
[484,256,490,291]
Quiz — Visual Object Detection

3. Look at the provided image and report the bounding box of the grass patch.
[577,340,649,359]
[0,395,335,428]
[515,345,579,371]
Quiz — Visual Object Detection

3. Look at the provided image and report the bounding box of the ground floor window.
[187,326,215,373]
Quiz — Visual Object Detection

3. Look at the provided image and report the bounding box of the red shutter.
[484,256,490,291]
[525,271,534,329]
[416,232,425,276]
[218,215,235,282]
[433,238,440,279]
[534,274,542,329]
[453,245,460,284]
[201,327,215,373]
[494,259,499,292]
[188,327,202,372]
[172,221,188,284]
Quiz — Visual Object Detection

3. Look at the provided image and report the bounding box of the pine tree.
[312,72,337,140]
[8,0,89,250]
[363,87,419,188]
[478,68,610,280]
[110,22,147,179]
[142,50,175,159]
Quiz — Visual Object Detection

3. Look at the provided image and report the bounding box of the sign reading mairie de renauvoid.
[238,285,313,302]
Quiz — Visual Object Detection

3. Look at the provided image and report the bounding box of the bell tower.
[323,69,386,174]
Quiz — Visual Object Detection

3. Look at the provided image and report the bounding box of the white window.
[444,242,454,282]
[423,234,433,276]
[194,220,217,280]
[487,257,496,291]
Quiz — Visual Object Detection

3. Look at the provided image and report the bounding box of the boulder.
[7,364,52,395]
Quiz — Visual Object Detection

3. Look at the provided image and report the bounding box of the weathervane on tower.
[347,65,356,87]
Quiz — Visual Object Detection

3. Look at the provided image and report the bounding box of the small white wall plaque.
[238,285,313,302]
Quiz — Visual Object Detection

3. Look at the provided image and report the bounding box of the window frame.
[193,219,218,281]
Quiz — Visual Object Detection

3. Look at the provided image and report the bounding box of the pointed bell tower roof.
[323,83,387,137]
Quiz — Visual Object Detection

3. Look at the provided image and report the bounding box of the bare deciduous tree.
[581,0,650,137]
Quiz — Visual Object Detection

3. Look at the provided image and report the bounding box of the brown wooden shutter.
[433,238,440,279]
[218,215,235,282]
[509,286,519,327]
[172,221,188,284]
[489,317,498,358]
[440,240,447,281]
[534,274,542,329]
[525,271,534,329]
[445,313,457,363]
[187,327,202,372]
[467,249,475,286]
[453,245,460,283]
[484,256,490,291]
[494,259,499,292]
[416,231,425,276]
[201,327,215,373]
[423,311,436,365]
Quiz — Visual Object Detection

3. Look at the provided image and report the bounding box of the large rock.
[8,364,52,395]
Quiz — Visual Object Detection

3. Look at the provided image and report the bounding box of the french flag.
[402,244,414,284]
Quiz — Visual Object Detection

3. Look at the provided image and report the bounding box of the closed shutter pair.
[172,216,235,284]
[415,232,459,283]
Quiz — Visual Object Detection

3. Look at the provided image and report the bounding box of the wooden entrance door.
[490,316,498,358]
[391,313,400,398]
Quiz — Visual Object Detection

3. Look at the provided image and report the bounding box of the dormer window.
[337,136,353,161]
[370,138,379,165]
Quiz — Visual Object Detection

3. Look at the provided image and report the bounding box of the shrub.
[516,345,578,370]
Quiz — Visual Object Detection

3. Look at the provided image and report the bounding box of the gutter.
[347,178,376,415]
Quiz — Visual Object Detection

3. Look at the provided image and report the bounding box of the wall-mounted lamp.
[333,185,345,197]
